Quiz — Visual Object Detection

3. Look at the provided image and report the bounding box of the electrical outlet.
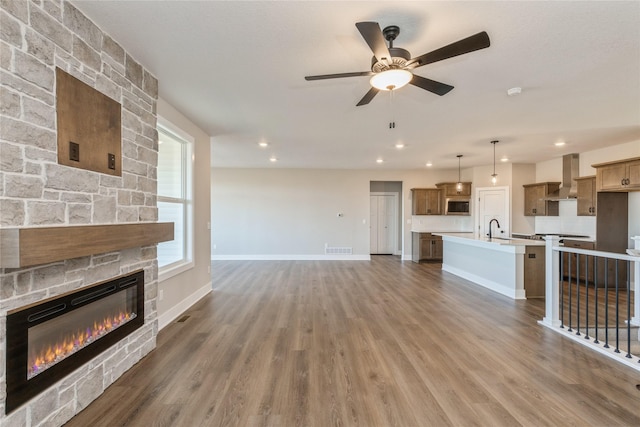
[159,289,164,301]
[69,141,79,161]
[207,265,211,274]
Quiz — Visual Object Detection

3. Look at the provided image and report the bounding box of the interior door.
[370,194,396,254]
[477,187,509,239]
[370,195,379,254]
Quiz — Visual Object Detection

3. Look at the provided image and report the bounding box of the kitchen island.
[434,233,546,299]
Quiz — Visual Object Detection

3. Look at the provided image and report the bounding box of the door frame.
[475,186,510,238]
[370,192,400,255]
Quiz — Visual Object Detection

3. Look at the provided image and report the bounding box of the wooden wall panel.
[56,68,122,176]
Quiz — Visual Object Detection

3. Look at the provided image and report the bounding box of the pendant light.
[490,140,499,184]
[456,154,463,191]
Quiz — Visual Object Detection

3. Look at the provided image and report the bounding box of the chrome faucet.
[488,218,501,239]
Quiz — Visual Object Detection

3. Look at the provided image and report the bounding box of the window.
[157,117,193,280]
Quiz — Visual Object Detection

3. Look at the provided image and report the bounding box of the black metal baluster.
[614,259,620,353]
[585,255,589,340]
[576,253,581,336]
[604,258,609,348]
[626,260,632,359]
[593,256,599,344]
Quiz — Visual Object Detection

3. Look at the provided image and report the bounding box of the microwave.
[445,198,470,215]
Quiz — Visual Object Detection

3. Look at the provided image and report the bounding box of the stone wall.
[0,1,159,425]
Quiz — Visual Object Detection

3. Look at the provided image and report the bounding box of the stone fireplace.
[0,1,162,425]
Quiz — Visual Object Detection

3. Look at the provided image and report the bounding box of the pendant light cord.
[493,141,496,175]
[456,154,463,191]
[490,140,499,184]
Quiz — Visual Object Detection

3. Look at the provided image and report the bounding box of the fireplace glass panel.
[27,286,137,379]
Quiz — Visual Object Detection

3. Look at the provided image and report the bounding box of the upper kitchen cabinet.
[593,157,640,191]
[436,182,472,197]
[411,188,442,215]
[523,182,560,216]
[575,176,596,216]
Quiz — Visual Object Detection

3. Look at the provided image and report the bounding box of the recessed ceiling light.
[269,156,277,162]
[395,142,405,149]
[258,141,268,147]
[507,87,522,96]
[376,158,384,164]
[425,162,432,167]
[501,157,509,162]
[555,141,566,146]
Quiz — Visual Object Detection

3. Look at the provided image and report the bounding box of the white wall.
[157,99,212,327]
[211,168,369,257]
[511,164,536,234]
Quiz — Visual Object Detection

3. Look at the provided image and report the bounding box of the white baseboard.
[442,264,526,300]
[158,282,212,331]
[211,254,371,261]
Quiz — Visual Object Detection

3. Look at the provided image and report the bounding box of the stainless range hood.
[546,153,579,200]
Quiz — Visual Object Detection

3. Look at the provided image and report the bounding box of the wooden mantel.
[0,223,174,268]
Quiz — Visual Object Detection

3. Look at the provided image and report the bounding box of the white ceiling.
[73,1,640,170]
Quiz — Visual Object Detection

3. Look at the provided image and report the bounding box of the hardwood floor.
[66,257,640,426]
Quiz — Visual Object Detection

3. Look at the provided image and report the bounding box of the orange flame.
[28,309,136,379]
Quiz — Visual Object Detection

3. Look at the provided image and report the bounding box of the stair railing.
[541,236,640,371]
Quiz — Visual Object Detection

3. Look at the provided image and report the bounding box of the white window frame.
[157,116,194,282]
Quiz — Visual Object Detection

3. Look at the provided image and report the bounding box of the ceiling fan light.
[370,69,412,91]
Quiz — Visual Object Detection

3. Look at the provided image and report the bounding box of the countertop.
[433,232,547,247]
[511,232,595,243]
[411,230,473,234]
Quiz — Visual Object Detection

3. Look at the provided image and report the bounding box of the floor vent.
[176,315,190,323]
[325,246,353,255]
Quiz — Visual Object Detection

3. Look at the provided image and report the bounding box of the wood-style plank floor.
[66,257,640,426]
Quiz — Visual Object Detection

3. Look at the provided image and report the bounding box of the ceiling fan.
[305,22,490,106]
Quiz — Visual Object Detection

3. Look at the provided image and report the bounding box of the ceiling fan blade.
[410,75,454,96]
[355,22,391,65]
[406,31,490,69]
[356,87,379,106]
[305,71,373,81]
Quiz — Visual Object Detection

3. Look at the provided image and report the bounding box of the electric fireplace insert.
[5,270,144,414]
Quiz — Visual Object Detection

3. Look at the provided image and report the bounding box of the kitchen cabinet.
[575,176,596,216]
[412,232,443,263]
[524,246,545,298]
[436,182,472,197]
[523,182,560,216]
[593,157,640,191]
[411,188,442,215]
